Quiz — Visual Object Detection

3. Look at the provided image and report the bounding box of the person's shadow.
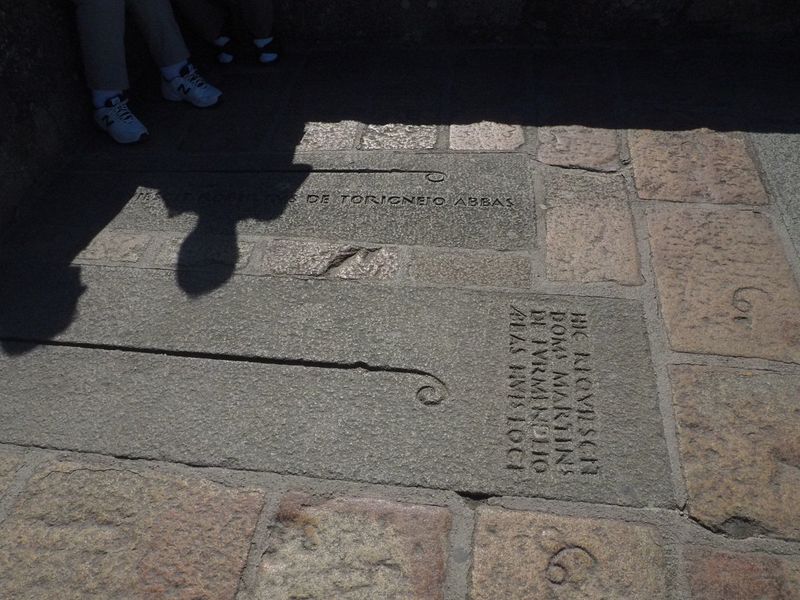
[1,37,799,355]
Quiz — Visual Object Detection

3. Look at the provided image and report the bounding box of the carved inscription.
[136,188,515,209]
[505,306,599,476]
[293,193,515,209]
[732,286,770,328]
[545,546,597,585]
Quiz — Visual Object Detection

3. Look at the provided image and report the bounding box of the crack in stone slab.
[0,337,449,399]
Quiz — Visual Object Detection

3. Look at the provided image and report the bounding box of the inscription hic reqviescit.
[506,305,598,476]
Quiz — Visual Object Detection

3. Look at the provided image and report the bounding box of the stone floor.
[0,46,799,598]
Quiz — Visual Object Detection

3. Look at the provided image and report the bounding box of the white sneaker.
[161,63,222,108]
[93,95,149,144]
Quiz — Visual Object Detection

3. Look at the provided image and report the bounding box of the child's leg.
[73,0,129,91]
[126,0,190,72]
[171,0,229,44]
[238,0,274,40]
[238,0,277,63]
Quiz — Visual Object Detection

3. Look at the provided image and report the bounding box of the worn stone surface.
[153,234,256,271]
[545,170,641,284]
[648,207,800,363]
[0,461,264,600]
[471,507,668,599]
[270,1,800,44]
[0,271,673,506]
[449,122,524,151]
[270,1,799,45]
[252,494,450,599]
[0,3,87,234]
[256,239,401,280]
[178,71,291,154]
[297,121,360,151]
[630,129,768,204]
[685,548,800,599]
[684,2,800,34]
[361,124,438,150]
[408,248,531,288]
[752,133,800,258]
[671,365,800,539]
[0,452,25,498]
[537,126,621,172]
[42,153,534,252]
[76,232,152,263]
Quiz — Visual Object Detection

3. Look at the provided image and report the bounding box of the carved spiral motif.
[416,385,443,405]
[424,171,447,183]
[732,286,769,313]
[545,546,597,586]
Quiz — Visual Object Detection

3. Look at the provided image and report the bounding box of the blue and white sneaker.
[93,94,149,144]
[161,63,222,108]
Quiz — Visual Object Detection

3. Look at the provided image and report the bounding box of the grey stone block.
[47,153,535,251]
[0,266,673,507]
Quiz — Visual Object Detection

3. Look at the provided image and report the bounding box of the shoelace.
[184,66,208,89]
[111,100,136,123]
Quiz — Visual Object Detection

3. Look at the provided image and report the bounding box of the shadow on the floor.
[1,42,798,354]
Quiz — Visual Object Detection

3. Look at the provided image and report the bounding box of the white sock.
[92,89,122,109]
[213,35,231,47]
[160,60,188,81]
[257,51,278,64]
[253,37,274,48]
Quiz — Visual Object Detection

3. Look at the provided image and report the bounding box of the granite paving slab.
[0,461,264,599]
[252,494,451,599]
[31,152,534,252]
[0,267,672,507]
[471,507,668,599]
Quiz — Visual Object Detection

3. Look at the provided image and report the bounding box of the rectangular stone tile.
[752,133,800,258]
[537,126,621,172]
[297,120,360,151]
[42,153,534,252]
[630,129,768,204]
[449,122,524,151]
[671,365,800,540]
[360,124,438,150]
[0,269,673,506]
[251,493,450,599]
[0,461,264,600]
[544,170,641,285]
[471,508,668,599]
[685,548,800,600]
[256,239,401,280]
[407,248,531,288]
[648,207,800,363]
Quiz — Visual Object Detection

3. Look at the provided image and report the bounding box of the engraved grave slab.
[0,266,672,507]
[42,153,534,251]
